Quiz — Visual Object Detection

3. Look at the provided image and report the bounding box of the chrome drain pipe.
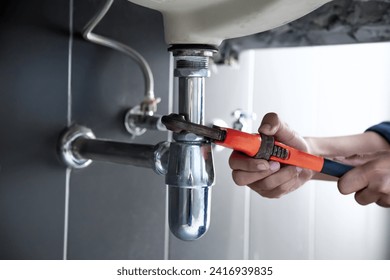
[166,45,217,240]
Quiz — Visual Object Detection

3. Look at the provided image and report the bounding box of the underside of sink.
[129,0,332,46]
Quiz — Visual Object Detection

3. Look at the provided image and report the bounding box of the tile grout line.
[63,0,74,261]
[67,0,73,127]
[63,168,71,260]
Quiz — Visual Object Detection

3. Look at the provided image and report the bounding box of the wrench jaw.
[161,113,226,141]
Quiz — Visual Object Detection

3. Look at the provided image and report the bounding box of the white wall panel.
[248,43,390,259]
[250,47,319,259]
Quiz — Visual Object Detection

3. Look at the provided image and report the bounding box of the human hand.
[229,112,314,198]
[337,151,390,207]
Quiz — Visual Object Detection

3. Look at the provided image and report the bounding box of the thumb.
[258,112,306,150]
[258,112,281,135]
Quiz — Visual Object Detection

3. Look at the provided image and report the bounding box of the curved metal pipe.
[83,0,159,114]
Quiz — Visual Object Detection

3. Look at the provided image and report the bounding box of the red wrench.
[162,114,353,177]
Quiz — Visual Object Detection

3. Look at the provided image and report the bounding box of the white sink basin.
[128,0,331,46]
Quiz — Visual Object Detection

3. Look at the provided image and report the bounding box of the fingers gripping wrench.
[161,114,353,178]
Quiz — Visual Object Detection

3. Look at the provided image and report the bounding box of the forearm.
[305,131,390,158]
[305,132,390,181]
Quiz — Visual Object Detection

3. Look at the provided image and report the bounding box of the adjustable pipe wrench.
[161,114,353,178]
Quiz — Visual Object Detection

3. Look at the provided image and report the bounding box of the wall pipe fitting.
[124,106,166,137]
[166,45,217,240]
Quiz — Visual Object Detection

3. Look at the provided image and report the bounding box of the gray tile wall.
[0,0,170,259]
[0,0,69,259]
[68,0,170,260]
